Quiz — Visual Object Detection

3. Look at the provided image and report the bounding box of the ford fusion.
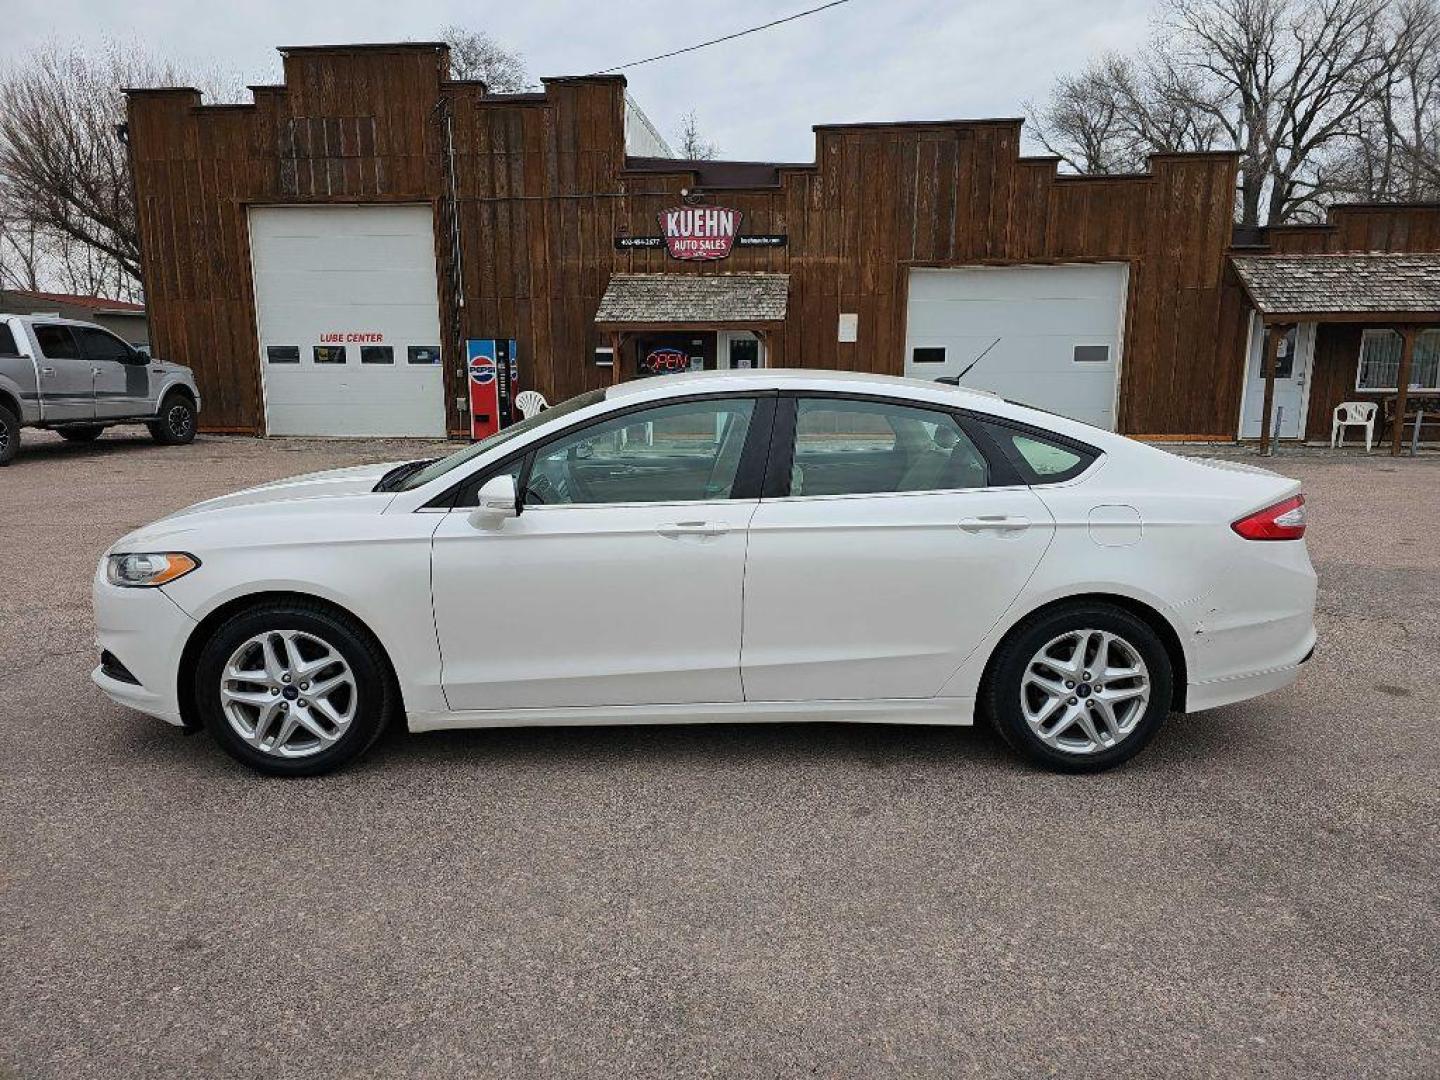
[93,370,1316,776]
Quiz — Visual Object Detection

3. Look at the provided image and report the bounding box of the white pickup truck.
[0,313,201,465]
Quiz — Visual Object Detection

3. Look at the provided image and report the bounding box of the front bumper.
[92,565,197,727]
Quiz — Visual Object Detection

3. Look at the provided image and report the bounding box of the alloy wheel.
[168,403,193,439]
[1020,629,1150,755]
[220,630,357,758]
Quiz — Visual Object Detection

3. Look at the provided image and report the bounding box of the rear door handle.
[959,515,1030,533]
[657,521,729,539]
[40,366,55,376]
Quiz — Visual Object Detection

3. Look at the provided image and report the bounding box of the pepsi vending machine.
[466,338,519,440]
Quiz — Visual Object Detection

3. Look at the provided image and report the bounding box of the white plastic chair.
[514,390,549,419]
[1331,401,1377,451]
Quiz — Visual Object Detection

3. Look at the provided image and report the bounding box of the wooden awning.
[1231,253,1440,324]
[595,273,788,330]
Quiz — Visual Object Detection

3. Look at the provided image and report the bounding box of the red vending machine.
[466,339,519,439]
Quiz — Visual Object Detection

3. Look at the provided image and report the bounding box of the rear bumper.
[1185,624,1316,712]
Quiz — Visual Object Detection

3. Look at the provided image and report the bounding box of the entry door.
[741,396,1055,702]
[431,395,770,711]
[75,326,148,419]
[1241,318,1313,439]
[30,324,93,422]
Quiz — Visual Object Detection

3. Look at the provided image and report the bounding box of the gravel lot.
[1,427,1436,1079]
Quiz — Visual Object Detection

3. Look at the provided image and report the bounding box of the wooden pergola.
[593,273,790,386]
[1232,255,1440,456]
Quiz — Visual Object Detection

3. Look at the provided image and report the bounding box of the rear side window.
[34,324,80,360]
[0,324,18,356]
[789,397,989,496]
[978,420,1098,484]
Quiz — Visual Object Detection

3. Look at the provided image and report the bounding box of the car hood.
[106,461,410,554]
[165,461,406,517]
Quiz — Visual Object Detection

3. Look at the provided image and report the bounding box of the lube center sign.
[660,206,740,261]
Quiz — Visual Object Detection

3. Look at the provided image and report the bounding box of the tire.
[984,602,1173,773]
[148,392,197,445]
[58,424,105,443]
[0,406,17,466]
[194,600,395,776]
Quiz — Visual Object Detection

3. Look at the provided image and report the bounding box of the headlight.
[105,552,200,588]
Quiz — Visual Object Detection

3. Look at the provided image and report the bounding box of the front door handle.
[657,521,729,539]
[959,515,1030,534]
[40,366,55,376]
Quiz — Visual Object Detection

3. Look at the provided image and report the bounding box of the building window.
[911,346,946,364]
[1073,345,1110,363]
[1356,329,1440,391]
[314,345,346,364]
[408,346,441,365]
[361,346,394,364]
[266,346,300,364]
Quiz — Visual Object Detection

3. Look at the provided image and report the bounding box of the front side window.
[525,397,757,505]
[1356,329,1440,391]
[789,397,988,496]
[399,389,608,494]
[75,327,133,363]
[34,324,80,360]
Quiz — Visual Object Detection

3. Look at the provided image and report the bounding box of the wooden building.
[124,42,1440,442]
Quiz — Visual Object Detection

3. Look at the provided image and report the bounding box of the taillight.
[1232,494,1306,541]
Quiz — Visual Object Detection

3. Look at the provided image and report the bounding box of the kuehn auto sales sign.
[659,206,740,261]
[613,205,787,258]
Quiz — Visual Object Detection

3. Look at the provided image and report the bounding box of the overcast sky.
[3,0,1158,161]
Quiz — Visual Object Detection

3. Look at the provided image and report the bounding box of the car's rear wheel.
[194,601,393,776]
[58,424,105,443]
[148,393,196,445]
[0,405,18,465]
[985,603,1172,772]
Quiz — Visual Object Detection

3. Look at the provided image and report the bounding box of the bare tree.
[1328,0,1440,199]
[439,27,532,91]
[676,111,719,161]
[1028,0,1400,225]
[0,209,44,291]
[1029,54,1226,172]
[0,40,243,301]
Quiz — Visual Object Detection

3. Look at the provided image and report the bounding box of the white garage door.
[249,205,447,437]
[904,264,1128,430]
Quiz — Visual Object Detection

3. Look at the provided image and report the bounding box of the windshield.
[392,388,608,492]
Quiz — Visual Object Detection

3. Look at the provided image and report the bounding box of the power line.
[592,0,855,74]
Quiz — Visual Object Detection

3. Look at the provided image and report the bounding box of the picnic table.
[1380,393,1440,449]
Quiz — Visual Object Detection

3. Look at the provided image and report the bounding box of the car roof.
[607,367,1000,403]
[4,312,105,329]
[602,367,1130,452]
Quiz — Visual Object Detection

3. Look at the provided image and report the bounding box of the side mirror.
[468,473,519,528]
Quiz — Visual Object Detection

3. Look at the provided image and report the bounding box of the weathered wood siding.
[128,43,1247,436]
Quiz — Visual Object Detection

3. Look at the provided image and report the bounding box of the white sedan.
[93,370,1316,776]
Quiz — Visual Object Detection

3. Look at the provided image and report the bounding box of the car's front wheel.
[148,393,196,445]
[194,601,394,776]
[984,602,1172,772]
